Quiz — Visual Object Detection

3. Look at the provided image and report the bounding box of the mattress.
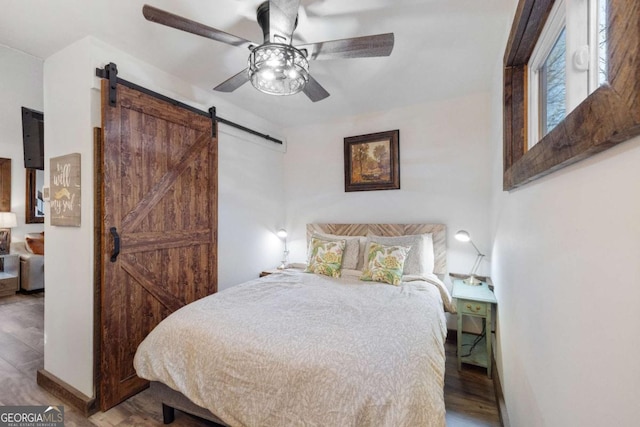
[134,268,453,426]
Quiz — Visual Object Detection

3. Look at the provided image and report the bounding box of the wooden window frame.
[527,0,566,147]
[503,0,640,190]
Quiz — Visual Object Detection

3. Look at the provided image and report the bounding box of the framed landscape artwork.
[344,130,400,192]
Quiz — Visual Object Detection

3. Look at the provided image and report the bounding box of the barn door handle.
[110,227,120,262]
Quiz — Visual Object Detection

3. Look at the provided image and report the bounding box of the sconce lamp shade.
[455,229,485,285]
[454,230,471,242]
[0,212,17,228]
[275,228,289,269]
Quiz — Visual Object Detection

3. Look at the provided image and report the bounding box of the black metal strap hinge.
[209,107,217,138]
[95,62,119,107]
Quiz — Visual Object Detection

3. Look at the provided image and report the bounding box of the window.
[527,0,607,148]
[502,0,640,191]
[595,0,608,86]
[539,27,566,137]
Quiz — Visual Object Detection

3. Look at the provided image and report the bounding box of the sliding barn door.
[99,80,217,410]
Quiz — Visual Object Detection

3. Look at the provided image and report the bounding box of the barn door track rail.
[95,62,282,145]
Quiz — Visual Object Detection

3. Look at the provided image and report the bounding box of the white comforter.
[134,269,452,427]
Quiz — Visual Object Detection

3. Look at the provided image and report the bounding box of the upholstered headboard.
[306,223,447,276]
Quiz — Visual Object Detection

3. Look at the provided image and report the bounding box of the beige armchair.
[10,234,44,292]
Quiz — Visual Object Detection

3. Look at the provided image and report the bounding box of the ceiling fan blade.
[213,69,250,92]
[143,5,256,50]
[269,0,301,43]
[303,76,330,102]
[298,33,394,60]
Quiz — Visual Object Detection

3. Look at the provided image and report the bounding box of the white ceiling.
[0,0,513,128]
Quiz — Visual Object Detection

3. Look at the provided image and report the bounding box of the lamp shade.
[249,44,309,96]
[454,230,471,242]
[0,212,17,228]
[454,229,484,285]
[276,229,287,238]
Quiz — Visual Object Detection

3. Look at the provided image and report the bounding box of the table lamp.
[455,230,484,285]
[276,228,289,269]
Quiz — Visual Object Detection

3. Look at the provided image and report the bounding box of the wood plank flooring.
[444,335,501,426]
[0,293,501,426]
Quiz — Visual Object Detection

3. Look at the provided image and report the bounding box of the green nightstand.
[452,276,497,378]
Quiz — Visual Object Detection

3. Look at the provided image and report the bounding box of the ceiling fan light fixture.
[248,44,309,96]
[142,3,394,102]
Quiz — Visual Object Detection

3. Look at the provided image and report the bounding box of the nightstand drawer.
[459,300,487,316]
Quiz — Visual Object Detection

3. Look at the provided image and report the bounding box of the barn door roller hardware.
[95,62,282,145]
[208,107,281,143]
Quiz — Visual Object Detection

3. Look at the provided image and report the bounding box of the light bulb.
[455,230,471,242]
[261,69,276,81]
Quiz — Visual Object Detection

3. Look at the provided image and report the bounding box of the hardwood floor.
[444,335,501,426]
[0,293,501,426]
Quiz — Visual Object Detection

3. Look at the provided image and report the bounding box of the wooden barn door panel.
[99,81,217,410]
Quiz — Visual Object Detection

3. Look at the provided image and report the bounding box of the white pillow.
[309,232,362,270]
[365,233,435,275]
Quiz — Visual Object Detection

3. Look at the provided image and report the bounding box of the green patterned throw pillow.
[360,242,410,286]
[305,237,346,278]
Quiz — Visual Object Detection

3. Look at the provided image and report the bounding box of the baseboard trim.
[492,352,510,427]
[37,369,97,416]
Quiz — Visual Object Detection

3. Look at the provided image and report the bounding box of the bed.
[134,223,454,426]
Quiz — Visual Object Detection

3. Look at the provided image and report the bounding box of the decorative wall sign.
[50,153,81,226]
[344,130,400,192]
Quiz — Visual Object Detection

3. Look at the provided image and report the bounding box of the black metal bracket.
[209,107,217,138]
[95,63,119,107]
[95,62,283,144]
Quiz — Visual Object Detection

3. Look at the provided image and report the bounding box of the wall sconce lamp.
[276,228,289,270]
[0,212,17,256]
[455,230,485,285]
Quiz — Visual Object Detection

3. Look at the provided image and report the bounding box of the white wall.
[0,45,45,239]
[282,94,494,331]
[217,125,286,290]
[43,37,95,396]
[489,4,640,424]
[283,94,494,277]
[43,36,285,397]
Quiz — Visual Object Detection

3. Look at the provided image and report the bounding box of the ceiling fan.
[142,0,395,102]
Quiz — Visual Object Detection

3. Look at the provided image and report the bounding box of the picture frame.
[344,130,400,192]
